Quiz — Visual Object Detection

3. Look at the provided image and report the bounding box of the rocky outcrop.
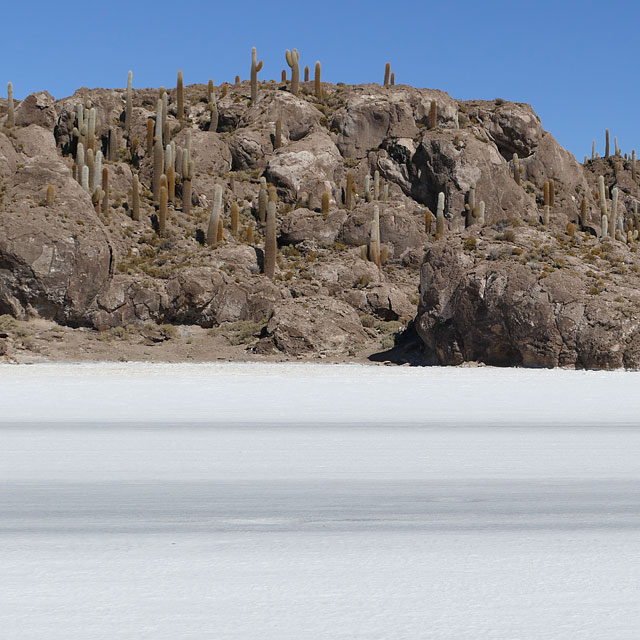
[2,78,639,367]
[416,230,640,369]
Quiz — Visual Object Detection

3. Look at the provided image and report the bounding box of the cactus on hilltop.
[286,49,300,96]
[250,48,263,103]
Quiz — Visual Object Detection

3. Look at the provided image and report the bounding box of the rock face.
[416,230,640,369]
[1,78,639,366]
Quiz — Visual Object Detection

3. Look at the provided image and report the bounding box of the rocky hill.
[0,66,637,367]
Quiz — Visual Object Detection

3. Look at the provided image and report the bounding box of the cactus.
[512,153,521,185]
[281,70,287,83]
[611,187,618,238]
[102,167,109,213]
[369,205,381,267]
[107,127,116,161]
[321,191,330,219]
[153,137,164,203]
[466,184,476,227]
[182,156,194,214]
[7,82,14,127]
[274,118,282,149]
[542,205,550,225]
[246,223,255,245]
[258,178,268,223]
[566,221,576,236]
[93,151,103,191]
[88,108,97,152]
[146,118,154,155]
[390,72,395,86]
[46,184,55,207]
[364,175,372,202]
[125,70,133,137]
[549,179,555,207]
[384,63,391,87]
[580,197,589,228]
[230,202,239,235]
[598,175,608,219]
[166,165,175,204]
[176,70,184,120]
[314,61,322,99]
[436,192,445,236]
[87,148,95,192]
[478,201,486,225]
[373,170,380,200]
[234,75,240,85]
[206,184,223,246]
[425,208,432,234]
[81,165,90,193]
[76,142,85,184]
[132,174,141,221]
[304,65,309,82]
[92,187,104,214]
[428,100,437,129]
[250,47,264,103]
[345,171,354,210]
[158,184,168,234]
[264,200,277,279]
[633,150,637,182]
[615,136,619,156]
[285,49,300,96]
[601,214,608,238]
[605,129,610,158]
[155,98,163,146]
[382,184,388,201]
[591,140,596,161]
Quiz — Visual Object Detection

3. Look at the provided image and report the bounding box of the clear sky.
[2,0,636,161]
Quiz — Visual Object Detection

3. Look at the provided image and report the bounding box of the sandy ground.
[0,317,399,365]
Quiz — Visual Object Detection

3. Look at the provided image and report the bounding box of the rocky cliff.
[0,74,636,367]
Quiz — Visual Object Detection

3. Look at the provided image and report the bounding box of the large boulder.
[331,85,459,159]
[0,130,113,322]
[14,92,57,129]
[265,130,343,201]
[261,296,368,356]
[415,232,640,369]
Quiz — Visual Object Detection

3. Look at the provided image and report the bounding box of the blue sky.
[2,0,636,160]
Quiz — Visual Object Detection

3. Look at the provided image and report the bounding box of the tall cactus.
[7,82,14,128]
[369,206,381,267]
[373,170,380,200]
[102,167,109,213]
[177,70,184,120]
[314,61,322,99]
[428,100,437,129]
[250,47,264,103]
[230,202,239,235]
[132,174,141,221]
[384,63,391,87]
[611,187,618,238]
[264,200,277,279]
[158,183,168,234]
[364,175,372,202]
[466,184,476,227]
[146,118,154,155]
[633,149,637,182]
[605,129,610,158]
[285,49,300,96]
[207,184,223,246]
[478,201,486,225]
[258,177,268,223]
[598,175,608,219]
[93,151,103,191]
[167,165,175,203]
[435,192,445,236]
[153,137,164,203]
[345,171,354,210]
[321,191,330,219]
[125,70,133,137]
